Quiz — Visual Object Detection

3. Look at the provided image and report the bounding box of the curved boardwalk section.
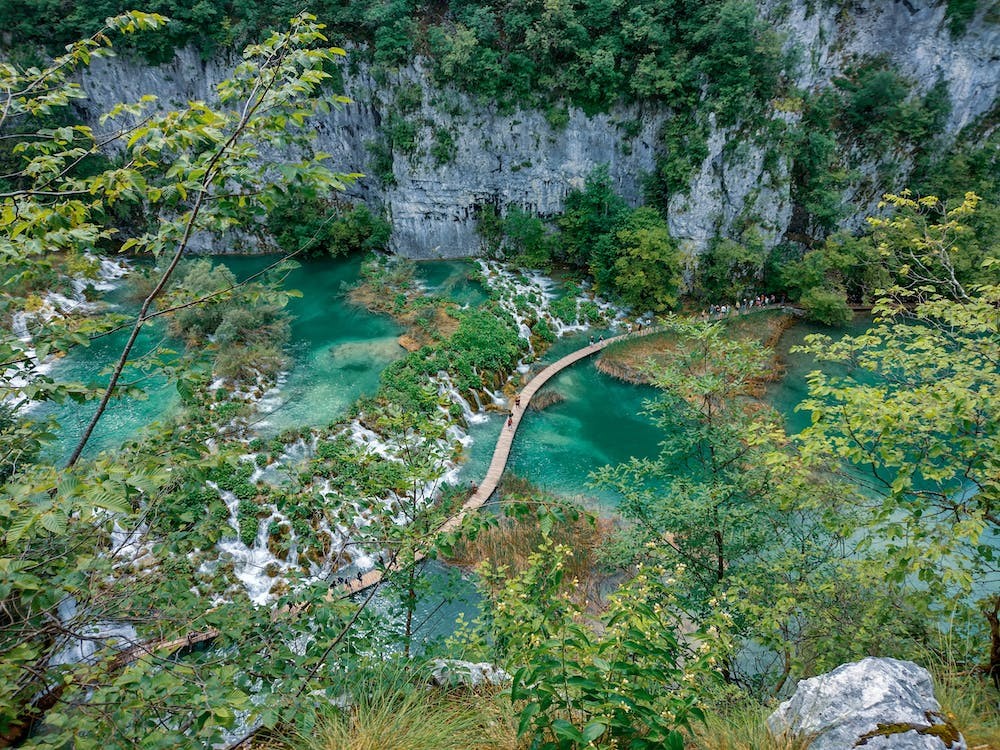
[343,329,653,594]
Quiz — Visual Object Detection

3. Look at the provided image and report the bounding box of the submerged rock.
[529,388,566,411]
[428,659,511,689]
[397,333,422,352]
[767,657,966,750]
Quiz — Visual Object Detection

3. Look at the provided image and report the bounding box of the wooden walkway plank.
[341,328,655,595]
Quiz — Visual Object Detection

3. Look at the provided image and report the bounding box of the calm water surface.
[40,256,870,515]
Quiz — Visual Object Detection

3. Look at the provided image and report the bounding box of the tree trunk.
[985,595,1000,691]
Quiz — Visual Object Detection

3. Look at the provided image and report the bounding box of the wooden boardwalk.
[342,328,653,595]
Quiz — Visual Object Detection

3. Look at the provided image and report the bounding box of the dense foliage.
[482,551,710,749]
[591,192,999,698]
[796,193,1000,599]
[2,8,999,750]
[2,0,782,118]
[0,15,384,746]
[268,196,391,258]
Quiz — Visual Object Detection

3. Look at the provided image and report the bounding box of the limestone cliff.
[76,0,999,259]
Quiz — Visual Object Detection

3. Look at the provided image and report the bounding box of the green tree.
[0,15,385,746]
[353,404,459,658]
[501,206,553,268]
[693,0,784,126]
[595,206,682,311]
[797,286,851,326]
[779,228,885,324]
[697,232,767,303]
[480,544,712,750]
[269,196,390,258]
[867,191,1000,298]
[795,192,1000,677]
[556,165,628,268]
[592,320,780,610]
[798,285,999,586]
[836,65,910,140]
[591,319,905,691]
[790,89,850,234]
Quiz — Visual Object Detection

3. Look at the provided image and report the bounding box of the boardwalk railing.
[342,304,809,594]
[341,327,659,594]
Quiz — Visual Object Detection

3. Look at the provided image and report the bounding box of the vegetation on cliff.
[4,0,994,243]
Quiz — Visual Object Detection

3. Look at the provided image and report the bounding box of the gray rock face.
[79,52,662,259]
[75,1,998,259]
[764,0,1000,134]
[667,113,794,259]
[375,61,665,259]
[768,657,967,749]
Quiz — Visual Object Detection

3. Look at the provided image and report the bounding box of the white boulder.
[768,657,966,749]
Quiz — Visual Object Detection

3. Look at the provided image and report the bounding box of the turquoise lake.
[32,254,882,636]
[40,254,856,502]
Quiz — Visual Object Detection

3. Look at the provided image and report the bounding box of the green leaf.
[551,719,583,743]
[517,701,540,737]
[5,513,36,544]
[581,721,607,743]
[40,511,68,535]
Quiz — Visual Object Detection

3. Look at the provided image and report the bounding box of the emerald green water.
[764,316,874,436]
[222,255,404,435]
[368,560,482,651]
[412,259,487,307]
[505,362,662,509]
[36,284,179,461]
[494,318,878,512]
[39,255,869,516]
[39,255,404,459]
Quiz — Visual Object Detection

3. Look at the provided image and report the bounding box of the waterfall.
[434,372,488,425]
[49,597,139,667]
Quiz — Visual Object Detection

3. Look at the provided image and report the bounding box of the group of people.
[705,294,781,319]
[742,294,779,310]
[334,571,366,586]
[507,394,521,428]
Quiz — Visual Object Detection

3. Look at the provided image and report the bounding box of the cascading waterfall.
[476,259,626,346]
[49,597,139,667]
[434,372,489,425]
[202,259,629,604]
[214,485,278,605]
[6,255,129,399]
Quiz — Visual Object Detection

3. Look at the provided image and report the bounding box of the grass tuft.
[934,672,1000,750]
[291,679,516,750]
[446,475,615,607]
[690,700,810,750]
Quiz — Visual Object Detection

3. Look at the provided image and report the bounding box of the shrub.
[502,207,552,268]
[431,126,457,165]
[269,197,390,258]
[799,286,851,326]
[483,548,713,750]
[549,294,578,324]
